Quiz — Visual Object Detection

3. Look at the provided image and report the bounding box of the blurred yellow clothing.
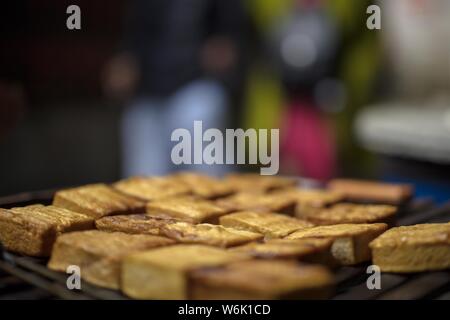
[246,0,293,31]
[243,65,284,131]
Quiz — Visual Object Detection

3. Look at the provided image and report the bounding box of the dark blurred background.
[1,0,450,202]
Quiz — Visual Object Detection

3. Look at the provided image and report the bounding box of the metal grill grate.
[0,190,449,300]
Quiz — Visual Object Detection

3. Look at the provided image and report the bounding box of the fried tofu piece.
[146,197,227,224]
[216,192,297,215]
[231,238,334,265]
[121,244,247,299]
[160,222,263,247]
[224,173,297,193]
[370,223,450,272]
[287,223,388,265]
[327,179,413,204]
[169,172,233,199]
[297,203,397,226]
[53,183,145,219]
[190,260,334,299]
[95,214,179,235]
[273,188,343,216]
[113,176,190,201]
[10,205,94,233]
[275,188,343,206]
[48,230,174,290]
[219,211,313,239]
[0,205,93,256]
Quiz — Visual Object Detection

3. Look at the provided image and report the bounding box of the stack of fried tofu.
[1,173,449,300]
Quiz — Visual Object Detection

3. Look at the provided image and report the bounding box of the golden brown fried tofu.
[95,214,179,235]
[160,222,263,247]
[219,211,313,239]
[113,176,190,201]
[370,222,450,273]
[0,205,93,256]
[327,179,413,204]
[169,172,233,199]
[274,188,343,206]
[273,188,343,216]
[216,192,297,215]
[121,244,247,299]
[287,223,388,265]
[298,203,397,226]
[53,183,145,219]
[48,230,174,290]
[224,173,297,193]
[231,238,334,265]
[146,197,227,224]
[10,205,94,233]
[190,260,334,299]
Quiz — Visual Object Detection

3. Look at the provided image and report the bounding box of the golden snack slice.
[287,223,388,265]
[53,183,145,219]
[113,176,190,201]
[191,260,334,299]
[224,173,297,193]
[298,203,397,225]
[48,230,174,289]
[327,179,413,204]
[273,188,343,217]
[216,192,297,215]
[370,222,450,272]
[146,197,227,224]
[96,214,180,235]
[161,222,263,247]
[169,172,233,199]
[121,244,247,299]
[231,238,334,265]
[0,205,93,256]
[220,211,313,238]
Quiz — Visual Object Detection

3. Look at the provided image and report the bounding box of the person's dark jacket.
[123,0,246,98]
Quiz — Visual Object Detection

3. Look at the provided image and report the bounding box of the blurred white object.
[355,102,450,163]
[121,79,230,177]
[380,0,450,97]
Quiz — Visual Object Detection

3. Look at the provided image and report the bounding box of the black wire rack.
[0,189,449,300]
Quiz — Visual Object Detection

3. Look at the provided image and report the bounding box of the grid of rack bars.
[0,189,449,300]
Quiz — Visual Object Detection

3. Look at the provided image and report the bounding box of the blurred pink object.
[280,100,336,181]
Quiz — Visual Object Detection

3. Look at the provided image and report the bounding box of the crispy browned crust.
[370,222,450,272]
[287,223,388,265]
[113,176,191,201]
[169,172,233,199]
[216,192,297,215]
[0,205,94,257]
[160,222,263,247]
[298,203,397,226]
[271,188,344,217]
[219,211,313,239]
[48,230,174,290]
[190,260,334,299]
[95,214,179,235]
[327,179,414,204]
[146,197,227,224]
[224,173,297,193]
[121,244,248,299]
[273,188,343,206]
[53,183,146,219]
[10,205,94,233]
[0,208,56,257]
[231,238,335,265]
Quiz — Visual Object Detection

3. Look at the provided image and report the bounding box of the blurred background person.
[243,0,379,181]
[102,0,247,177]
